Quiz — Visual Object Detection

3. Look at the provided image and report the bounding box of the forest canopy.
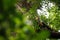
[0,0,60,40]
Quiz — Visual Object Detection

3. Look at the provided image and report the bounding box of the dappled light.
[0,0,60,40]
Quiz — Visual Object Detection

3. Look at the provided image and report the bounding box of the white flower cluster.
[37,0,54,18]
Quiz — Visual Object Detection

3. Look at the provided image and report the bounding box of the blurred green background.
[0,0,60,40]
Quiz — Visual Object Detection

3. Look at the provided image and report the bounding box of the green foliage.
[36,30,50,40]
[48,5,60,30]
[0,0,60,40]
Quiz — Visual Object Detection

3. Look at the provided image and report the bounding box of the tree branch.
[37,17,60,38]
